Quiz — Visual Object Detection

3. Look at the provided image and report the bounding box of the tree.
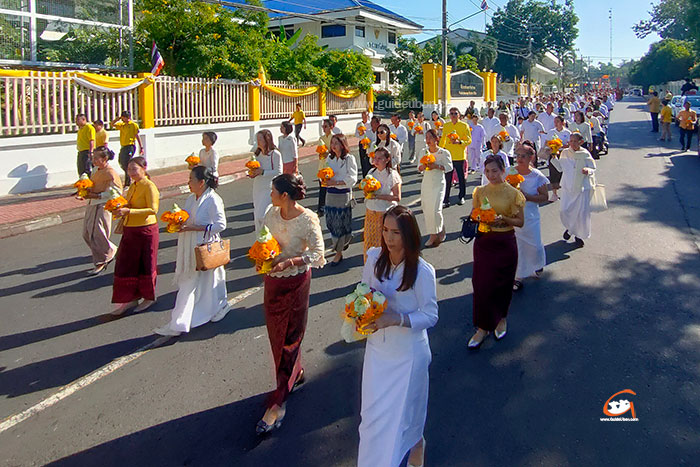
[321,49,375,92]
[633,0,697,41]
[455,54,480,73]
[628,39,695,90]
[459,36,498,71]
[382,36,445,101]
[39,27,123,66]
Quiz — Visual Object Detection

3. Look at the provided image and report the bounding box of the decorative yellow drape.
[0,70,32,77]
[257,66,363,99]
[71,72,154,92]
[330,89,362,99]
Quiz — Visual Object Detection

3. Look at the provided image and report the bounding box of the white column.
[29,0,37,61]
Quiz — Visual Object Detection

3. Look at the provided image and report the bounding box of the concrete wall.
[0,113,362,196]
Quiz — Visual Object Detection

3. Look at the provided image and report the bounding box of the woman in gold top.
[468,154,525,349]
[111,157,160,315]
[80,147,123,275]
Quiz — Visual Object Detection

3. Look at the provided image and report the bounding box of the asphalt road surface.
[1,98,699,466]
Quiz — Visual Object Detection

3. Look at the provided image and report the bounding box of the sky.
[380,0,661,66]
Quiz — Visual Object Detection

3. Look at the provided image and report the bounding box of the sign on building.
[450,70,484,99]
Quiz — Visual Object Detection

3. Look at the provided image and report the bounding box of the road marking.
[0,286,263,434]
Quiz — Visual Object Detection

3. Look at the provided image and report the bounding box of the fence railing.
[261,81,320,120]
[1,73,139,136]
[154,76,249,127]
[327,92,368,114]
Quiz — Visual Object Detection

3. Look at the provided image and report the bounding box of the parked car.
[680,95,700,122]
[670,95,683,124]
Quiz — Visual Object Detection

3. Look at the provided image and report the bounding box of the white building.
[262,0,422,90]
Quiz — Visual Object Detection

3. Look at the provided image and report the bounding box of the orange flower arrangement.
[546,137,563,155]
[368,150,375,159]
[407,121,415,129]
[414,125,424,134]
[434,120,443,128]
[317,167,334,187]
[103,187,127,214]
[74,174,93,198]
[360,137,371,149]
[420,153,436,170]
[390,133,398,141]
[245,156,261,176]
[160,204,190,233]
[505,167,524,188]
[248,226,281,274]
[498,130,510,142]
[316,144,329,159]
[448,131,460,143]
[341,283,388,342]
[185,153,200,170]
[471,196,497,233]
[357,124,366,136]
[359,174,381,199]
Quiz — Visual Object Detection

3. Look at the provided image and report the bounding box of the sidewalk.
[0,138,357,238]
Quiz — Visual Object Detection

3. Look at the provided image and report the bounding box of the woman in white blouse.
[358,205,438,467]
[569,111,593,148]
[279,121,299,174]
[154,166,229,336]
[250,130,283,233]
[479,135,510,186]
[325,134,358,266]
[412,111,431,158]
[198,131,219,176]
[418,129,452,248]
[363,147,402,260]
[256,173,326,434]
[375,123,402,171]
[543,116,572,201]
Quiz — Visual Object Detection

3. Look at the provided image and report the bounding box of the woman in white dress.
[375,123,402,170]
[418,129,453,248]
[479,135,510,186]
[250,130,283,233]
[512,143,549,291]
[363,147,402,260]
[550,133,596,247]
[198,131,219,176]
[279,121,299,174]
[154,166,229,336]
[430,111,445,138]
[325,134,358,266]
[543,116,572,201]
[359,205,438,467]
[569,111,593,149]
[412,112,431,158]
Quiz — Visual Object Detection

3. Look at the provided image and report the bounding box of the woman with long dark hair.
[358,205,438,467]
[256,173,325,434]
[375,123,402,170]
[418,129,452,248]
[111,157,160,315]
[468,155,525,349]
[363,147,401,260]
[250,129,283,232]
[325,134,358,266]
[154,166,229,336]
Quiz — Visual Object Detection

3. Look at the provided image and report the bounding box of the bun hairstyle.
[93,146,115,161]
[484,153,506,171]
[191,165,219,189]
[272,173,306,201]
[373,147,392,170]
[128,156,150,178]
[281,121,293,135]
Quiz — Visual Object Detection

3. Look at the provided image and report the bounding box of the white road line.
[0,286,263,434]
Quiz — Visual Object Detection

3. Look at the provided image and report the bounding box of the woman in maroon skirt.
[257,173,325,434]
[468,154,525,349]
[111,157,160,315]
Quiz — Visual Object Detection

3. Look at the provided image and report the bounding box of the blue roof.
[260,0,421,28]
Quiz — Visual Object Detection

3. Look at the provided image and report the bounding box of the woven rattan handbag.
[195,225,230,271]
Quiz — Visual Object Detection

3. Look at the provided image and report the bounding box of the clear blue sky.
[382,0,660,65]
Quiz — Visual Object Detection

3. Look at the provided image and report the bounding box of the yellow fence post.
[367,88,374,113]
[478,71,490,103]
[422,63,438,105]
[138,73,155,129]
[319,90,327,117]
[489,72,498,102]
[249,85,261,121]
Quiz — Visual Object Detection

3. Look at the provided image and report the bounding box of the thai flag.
[150,41,165,76]
[480,0,488,9]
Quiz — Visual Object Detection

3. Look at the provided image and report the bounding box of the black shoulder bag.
[459,216,479,244]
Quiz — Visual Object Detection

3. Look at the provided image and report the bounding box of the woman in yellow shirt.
[468,154,525,349]
[111,157,160,315]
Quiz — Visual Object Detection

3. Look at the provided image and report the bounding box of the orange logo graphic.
[603,389,636,418]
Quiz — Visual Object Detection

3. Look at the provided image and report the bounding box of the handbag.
[590,184,608,212]
[194,224,230,271]
[459,216,479,244]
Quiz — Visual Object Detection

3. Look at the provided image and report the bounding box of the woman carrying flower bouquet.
[418,129,452,248]
[111,157,160,315]
[375,123,402,172]
[80,147,122,275]
[363,147,402,260]
[412,112,431,157]
[543,116,572,201]
[153,167,229,336]
[358,205,438,467]
[513,143,549,291]
[430,111,445,138]
[257,173,325,434]
[251,130,283,232]
[479,135,510,186]
[468,155,525,349]
[325,134,358,266]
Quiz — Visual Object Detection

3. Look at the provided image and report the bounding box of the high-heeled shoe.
[495,320,507,340]
[291,369,306,393]
[468,331,488,349]
[407,437,426,467]
[256,411,285,435]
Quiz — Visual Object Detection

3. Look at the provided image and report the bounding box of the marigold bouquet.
[420,153,436,170]
[160,203,190,233]
[505,166,524,188]
[248,225,281,274]
[103,187,127,214]
[471,196,497,233]
[317,167,334,187]
[357,124,366,136]
[414,125,424,134]
[407,121,415,129]
[498,130,510,142]
[390,133,398,141]
[360,137,371,150]
[185,153,200,170]
[74,173,93,198]
[245,156,261,177]
[434,120,443,128]
[546,137,563,155]
[316,144,329,159]
[448,131,460,143]
[340,282,387,342]
[359,174,381,199]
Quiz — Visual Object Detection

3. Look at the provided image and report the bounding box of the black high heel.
[256,412,285,435]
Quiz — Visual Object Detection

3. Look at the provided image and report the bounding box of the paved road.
[1,98,699,466]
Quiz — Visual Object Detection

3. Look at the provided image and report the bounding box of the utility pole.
[527,36,533,97]
[608,9,613,64]
[441,0,448,116]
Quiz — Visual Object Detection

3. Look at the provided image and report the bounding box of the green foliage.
[455,54,480,73]
[39,27,124,66]
[321,49,374,92]
[382,36,448,101]
[456,36,498,71]
[633,0,696,41]
[486,0,578,80]
[628,39,696,89]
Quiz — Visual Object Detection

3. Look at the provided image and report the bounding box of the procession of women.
[77,87,614,467]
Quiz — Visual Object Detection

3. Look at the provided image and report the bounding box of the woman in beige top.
[79,147,123,275]
[256,173,325,434]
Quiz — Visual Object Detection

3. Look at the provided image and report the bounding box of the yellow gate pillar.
[319,90,327,117]
[422,63,439,105]
[489,72,498,102]
[478,71,490,103]
[249,69,263,121]
[138,73,155,129]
